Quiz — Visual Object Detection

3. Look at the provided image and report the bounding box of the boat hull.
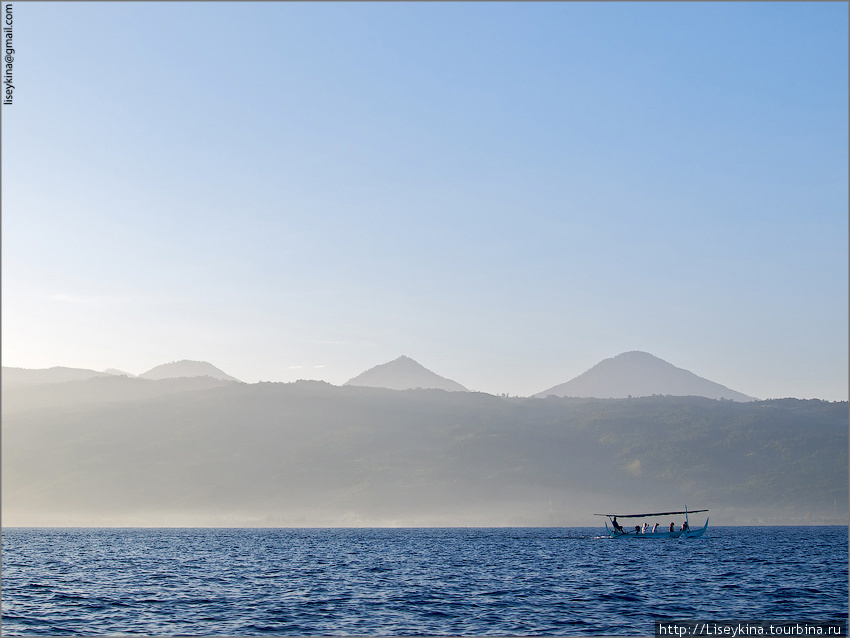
[603,517,709,539]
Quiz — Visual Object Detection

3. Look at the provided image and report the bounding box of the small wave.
[606,592,643,603]
[50,593,88,602]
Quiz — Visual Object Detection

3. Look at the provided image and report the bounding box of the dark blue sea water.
[2,527,847,636]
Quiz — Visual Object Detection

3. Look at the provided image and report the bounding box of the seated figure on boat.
[612,517,624,533]
[642,522,648,534]
[635,525,640,534]
[682,521,689,532]
[669,522,675,533]
[652,523,659,533]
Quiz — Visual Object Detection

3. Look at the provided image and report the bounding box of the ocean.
[2,526,847,636]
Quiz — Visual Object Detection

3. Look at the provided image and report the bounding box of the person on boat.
[642,522,648,534]
[652,523,659,533]
[669,522,675,533]
[682,521,689,532]
[635,525,640,534]
[612,517,624,533]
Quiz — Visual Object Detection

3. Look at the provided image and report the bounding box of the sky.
[2,2,847,401]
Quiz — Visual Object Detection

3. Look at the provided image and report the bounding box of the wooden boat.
[594,507,709,539]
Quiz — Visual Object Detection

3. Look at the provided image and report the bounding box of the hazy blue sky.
[3,2,847,400]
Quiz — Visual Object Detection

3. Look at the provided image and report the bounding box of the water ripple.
[2,527,847,636]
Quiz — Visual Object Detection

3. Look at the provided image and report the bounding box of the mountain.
[534,351,757,401]
[2,379,845,527]
[138,360,240,382]
[345,356,468,392]
[1,366,112,387]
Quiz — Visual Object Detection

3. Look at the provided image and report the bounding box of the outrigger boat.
[595,507,709,539]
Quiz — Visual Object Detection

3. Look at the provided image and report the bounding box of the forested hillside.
[3,377,846,526]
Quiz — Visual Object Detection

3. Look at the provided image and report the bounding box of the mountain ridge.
[2,352,763,400]
[2,360,240,385]
[2,379,845,527]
